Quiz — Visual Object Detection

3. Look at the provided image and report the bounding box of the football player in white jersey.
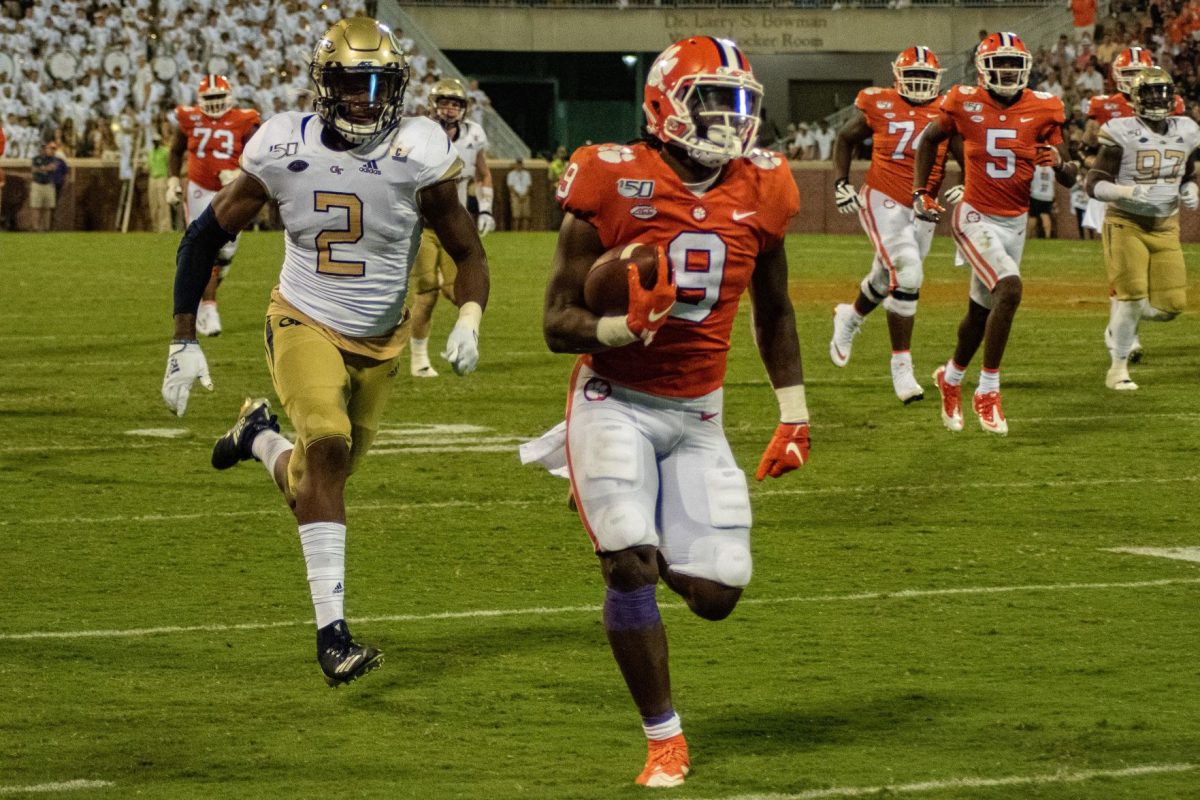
[160,17,490,687]
[1086,67,1199,391]
[406,77,495,377]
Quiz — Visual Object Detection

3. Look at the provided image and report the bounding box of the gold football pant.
[1102,214,1187,314]
[264,315,399,499]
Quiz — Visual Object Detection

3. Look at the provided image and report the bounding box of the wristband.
[596,315,637,347]
[477,185,494,214]
[775,384,808,423]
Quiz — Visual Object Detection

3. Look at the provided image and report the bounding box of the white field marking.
[7,473,1200,528]
[0,443,163,454]
[373,444,524,454]
[124,428,190,439]
[3,577,1196,642]
[0,779,114,794]
[1108,546,1200,564]
[722,763,1196,800]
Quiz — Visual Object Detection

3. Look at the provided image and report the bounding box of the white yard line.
[2,577,1195,642]
[720,762,1196,800]
[0,779,113,794]
[1108,546,1200,564]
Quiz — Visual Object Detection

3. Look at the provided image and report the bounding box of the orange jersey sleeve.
[558,143,798,398]
[179,107,260,191]
[858,87,948,204]
[944,86,1064,217]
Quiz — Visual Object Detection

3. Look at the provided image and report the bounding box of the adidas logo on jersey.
[359,159,382,175]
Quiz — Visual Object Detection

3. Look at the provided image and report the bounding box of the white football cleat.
[891,360,924,404]
[933,366,963,432]
[1105,363,1138,391]
[829,303,862,367]
[411,362,439,378]
[972,390,1008,436]
[195,301,222,337]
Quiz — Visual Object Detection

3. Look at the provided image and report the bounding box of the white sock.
[1111,300,1141,362]
[298,522,346,629]
[944,359,966,386]
[250,430,293,480]
[411,337,430,365]
[642,711,683,741]
[891,350,913,369]
[977,368,1000,394]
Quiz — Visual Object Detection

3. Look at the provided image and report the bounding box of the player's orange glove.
[912,189,944,223]
[1035,144,1061,168]
[625,245,675,346]
[755,422,810,481]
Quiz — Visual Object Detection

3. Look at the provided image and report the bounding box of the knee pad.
[1146,292,1184,318]
[883,289,919,317]
[673,536,753,588]
[593,501,654,551]
[860,267,888,304]
[583,424,654,551]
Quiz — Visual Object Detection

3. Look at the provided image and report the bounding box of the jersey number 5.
[985,129,1018,179]
[314,191,366,277]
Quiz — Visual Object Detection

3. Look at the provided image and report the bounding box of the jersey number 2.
[314,192,366,277]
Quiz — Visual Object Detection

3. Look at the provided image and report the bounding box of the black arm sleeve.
[173,205,235,316]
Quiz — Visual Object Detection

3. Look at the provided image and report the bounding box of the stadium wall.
[5,159,1197,242]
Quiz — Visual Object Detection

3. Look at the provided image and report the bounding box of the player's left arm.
[1037,125,1080,188]
[473,148,495,235]
[749,245,809,480]
[542,213,610,354]
[421,177,491,374]
[1179,148,1199,209]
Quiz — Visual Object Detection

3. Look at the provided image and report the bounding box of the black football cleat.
[211,397,280,470]
[317,619,384,688]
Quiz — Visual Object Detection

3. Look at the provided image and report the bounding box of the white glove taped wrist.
[834,180,863,214]
[162,340,213,416]
[166,175,182,206]
[1181,181,1199,209]
[944,184,964,205]
[441,301,482,375]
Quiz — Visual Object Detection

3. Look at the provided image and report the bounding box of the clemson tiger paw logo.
[597,145,635,164]
[749,150,782,170]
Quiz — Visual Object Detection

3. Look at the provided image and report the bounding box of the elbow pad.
[174,205,235,316]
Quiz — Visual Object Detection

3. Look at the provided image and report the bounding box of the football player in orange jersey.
[538,36,807,788]
[167,74,261,336]
[913,32,1080,435]
[1082,47,1185,363]
[830,45,951,404]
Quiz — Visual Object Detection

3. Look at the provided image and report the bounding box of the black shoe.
[211,397,280,470]
[317,619,383,688]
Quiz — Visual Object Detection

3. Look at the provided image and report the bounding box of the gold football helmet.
[309,17,409,145]
[430,78,468,127]
[1131,67,1174,122]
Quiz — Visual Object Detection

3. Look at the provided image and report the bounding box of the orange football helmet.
[893,46,943,103]
[198,74,233,118]
[975,32,1031,98]
[643,36,763,168]
[1112,47,1155,95]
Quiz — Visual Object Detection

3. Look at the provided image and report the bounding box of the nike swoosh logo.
[732,210,756,220]
[700,411,719,422]
[1020,116,1035,123]
[648,306,672,322]
[786,443,803,462]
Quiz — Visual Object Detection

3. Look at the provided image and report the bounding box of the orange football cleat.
[635,733,690,788]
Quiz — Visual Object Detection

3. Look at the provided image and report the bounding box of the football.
[583,242,660,316]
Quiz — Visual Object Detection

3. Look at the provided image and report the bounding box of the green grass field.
[1,231,1197,799]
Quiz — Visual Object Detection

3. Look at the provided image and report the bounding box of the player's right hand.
[834,179,863,214]
[912,190,944,223]
[943,184,964,205]
[755,422,810,480]
[165,176,182,206]
[626,245,676,346]
[162,340,213,416]
[1180,182,1199,209]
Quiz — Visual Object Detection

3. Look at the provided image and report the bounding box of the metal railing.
[378,0,532,159]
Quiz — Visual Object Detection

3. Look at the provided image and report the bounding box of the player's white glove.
[441,301,482,376]
[476,211,495,236]
[165,175,182,206]
[1181,181,1199,210]
[943,184,964,205]
[162,340,213,416]
[833,179,863,214]
[218,168,241,187]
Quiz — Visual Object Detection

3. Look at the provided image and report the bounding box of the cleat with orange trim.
[933,366,963,432]
[973,390,1008,435]
[829,303,862,367]
[635,733,690,788]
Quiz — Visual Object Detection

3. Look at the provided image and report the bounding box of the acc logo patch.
[287,160,308,172]
[876,101,893,110]
[971,115,985,123]
[884,112,896,119]
[964,102,983,113]
[597,145,634,163]
[583,377,612,401]
[630,204,657,220]
[617,178,655,199]
[966,211,981,223]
